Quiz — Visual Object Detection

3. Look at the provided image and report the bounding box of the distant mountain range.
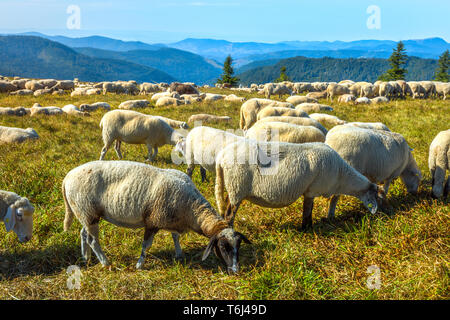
[0,36,176,83]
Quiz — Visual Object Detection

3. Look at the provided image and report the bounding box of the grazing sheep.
[257,106,309,121]
[239,98,294,130]
[175,126,245,182]
[62,161,250,272]
[0,190,35,243]
[337,94,356,104]
[181,94,203,104]
[155,97,184,107]
[204,93,225,102]
[245,122,325,144]
[360,83,379,98]
[215,141,379,228]
[296,103,333,113]
[306,91,327,100]
[51,80,75,91]
[286,95,318,105]
[30,106,64,116]
[10,89,33,96]
[39,79,58,88]
[435,82,450,100]
[151,91,181,102]
[355,97,371,105]
[224,94,245,103]
[140,83,160,95]
[308,113,346,127]
[0,126,39,144]
[344,122,390,131]
[62,104,90,117]
[256,116,328,135]
[169,82,199,95]
[0,107,28,116]
[79,102,111,112]
[429,129,450,198]
[293,82,313,94]
[420,81,436,99]
[188,114,232,125]
[99,110,185,161]
[24,80,43,91]
[264,83,292,99]
[327,83,350,101]
[11,79,28,89]
[325,126,422,217]
[118,100,150,110]
[408,82,426,99]
[379,82,394,98]
[153,115,189,130]
[371,96,389,104]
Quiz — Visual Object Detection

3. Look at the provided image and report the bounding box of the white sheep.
[257,106,309,121]
[118,100,150,110]
[152,115,189,130]
[62,104,90,117]
[155,97,184,107]
[79,102,111,112]
[245,121,325,144]
[239,98,294,130]
[62,161,250,272]
[370,96,389,104]
[344,122,390,131]
[99,110,184,161]
[295,103,333,113]
[429,129,450,198]
[355,97,371,105]
[308,113,346,127]
[0,190,35,242]
[256,116,328,135]
[0,126,39,144]
[286,96,318,105]
[325,125,422,217]
[30,106,64,116]
[215,141,379,228]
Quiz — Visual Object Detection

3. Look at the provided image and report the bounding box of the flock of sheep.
[0,75,449,275]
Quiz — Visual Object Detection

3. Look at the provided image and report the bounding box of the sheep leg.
[136,228,158,269]
[328,195,340,219]
[99,140,114,160]
[301,197,314,230]
[381,179,392,195]
[171,233,183,260]
[432,166,446,198]
[186,164,195,178]
[200,166,208,182]
[80,227,92,261]
[114,140,123,159]
[225,202,241,227]
[444,176,449,198]
[86,224,110,267]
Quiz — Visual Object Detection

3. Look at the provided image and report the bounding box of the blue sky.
[0,0,449,43]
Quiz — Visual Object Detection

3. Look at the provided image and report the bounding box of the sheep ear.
[237,232,251,245]
[202,235,217,261]
[4,206,16,232]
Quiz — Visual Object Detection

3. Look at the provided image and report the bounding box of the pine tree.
[434,50,449,82]
[217,55,239,86]
[275,66,291,82]
[378,41,408,81]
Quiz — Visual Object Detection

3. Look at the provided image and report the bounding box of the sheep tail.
[62,182,74,231]
[215,163,227,216]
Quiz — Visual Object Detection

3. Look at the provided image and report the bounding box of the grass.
[0,90,449,300]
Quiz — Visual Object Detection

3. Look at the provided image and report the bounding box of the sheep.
[420,81,436,99]
[337,94,356,104]
[286,96,318,105]
[224,94,246,103]
[293,82,313,94]
[175,126,245,182]
[118,100,151,110]
[10,89,33,96]
[326,83,350,101]
[296,103,333,113]
[139,83,160,94]
[264,83,292,99]
[0,81,18,93]
[51,80,75,91]
[155,97,184,107]
[99,110,185,162]
[169,82,199,95]
[0,190,35,243]
[429,129,450,198]
[325,125,422,217]
[344,122,390,131]
[62,104,90,117]
[152,115,189,130]
[371,96,389,104]
[215,141,379,228]
[435,82,450,100]
[38,79,58,88]
[181,94,203,104]
[11,79,28,89]
[408,82,426,99]
[33,88,54,97]
[308,113,346,127]
[30,106,64,116]
[256,116,328,135]
[188,114,232,125]
[257,106,309,121]
[0,107,28,116]
[204,93,225,102]
[62,160,250,272]
[360,83,379,98]
[245,122,325,144]
[79,102,111,112]
[151,92,181,102]
[306,91,327,100]
[24,80,43,91]
[355,97,371,105]
[239,98,294,130]
[379,82,394,98]
[0,126,39,144]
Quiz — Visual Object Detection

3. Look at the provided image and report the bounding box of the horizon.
[0,0,449,43]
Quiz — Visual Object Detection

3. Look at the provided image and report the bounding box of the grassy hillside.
[0,36,176,83]
[0,91,448,299]
[76,47,222,85]
[238,56,438,85]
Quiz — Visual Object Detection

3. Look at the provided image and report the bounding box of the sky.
[0,0,449,43]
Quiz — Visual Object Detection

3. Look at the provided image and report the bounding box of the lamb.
[286,96,318,105]
[344,122,390,131]
[62,161,250,272]
[62,104,90,117]
[152,115,189,130]
[355,97,371,105]
[188,114,232,125]
[239,98,294,130]
[257,106,309,121]
[118,100,151,110]
[429,129,450,198]
[175,126,245,182]
[337,94,356,104]
[308,113,347,127]
[245,122,326,144]
[325,126,422,217]
[215,141,379,228]
[30,106,64,116]
[296,103,333,113]
[224,94,245,103]
[99,110,185,161]
[79,102,111,112]
[256,116,328,135]
[155,97,184,107]
[0,190,35,243]
[0,125,39,144]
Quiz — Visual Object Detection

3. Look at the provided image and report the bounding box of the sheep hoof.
[174,254,185,261]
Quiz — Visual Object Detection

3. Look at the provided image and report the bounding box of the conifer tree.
[434,50,449,82]
[275,66,291,82]
[217,55,239,86]
[378,41,408,81]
